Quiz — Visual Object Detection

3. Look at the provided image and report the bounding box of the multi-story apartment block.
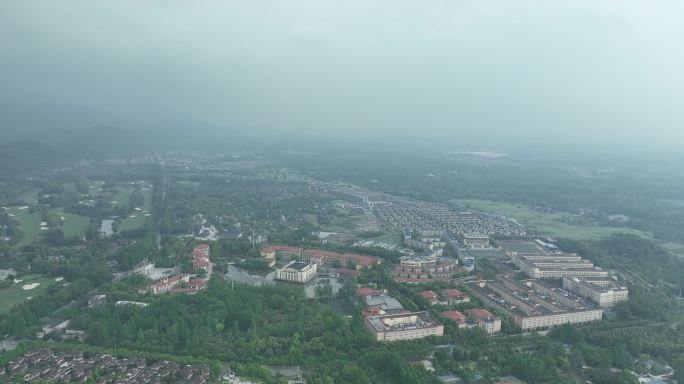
[275,261,317,283]
[562,277,629,308]
[465,276,603,332]
[512,253,609,279]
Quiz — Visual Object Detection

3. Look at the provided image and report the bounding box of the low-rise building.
[461,233,490,248]
[192,244,211,273]
[441,311,469,329]
[441,288,470,305]
[275,261,317,283]
[88,294,107,307]
[466,309,501,334]
[420,290,440,305]
[391,255,456,283]
[146,274,190,294]
[363,294,404,317]
[562,276,628,307]
[440,309,501,334]
[365,311,444,342]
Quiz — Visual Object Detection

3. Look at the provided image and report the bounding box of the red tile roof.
[336,268,359,278]
[441,288,465,298]
[420,290,439,301]
[193,258,209,267]
[188,279,207,287]
[260,245,378,267]
[261,245,303,254]
[467,308,496,319]
[441,311,467,324]
[356,287,376,297]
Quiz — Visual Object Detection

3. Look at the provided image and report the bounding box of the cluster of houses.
[143,274,207,295]
[140,244,211,295]
[1,348,211,383]
[356,286,501,337]
[417,288,502,334]
[192,243,212,273]
[441,309,502,334]
[419,288,471,306]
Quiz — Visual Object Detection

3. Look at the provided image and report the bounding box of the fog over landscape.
[1,0,683,153]
[5,3,684,383]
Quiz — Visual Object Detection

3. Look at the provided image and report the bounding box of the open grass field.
[16,188,40,204]
[117,181,153,231]
[5,206,41,247]
[55,209,90,238]
[0,274,55,314]
[371,232,403,246]
[320,205,367,233]
[118,213,148,231]
[449,199,654,241]
[5,206,90,246]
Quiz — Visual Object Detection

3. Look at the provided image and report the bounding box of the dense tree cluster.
[69,280,439,383]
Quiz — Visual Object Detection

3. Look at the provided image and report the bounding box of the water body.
[100,219,114,236]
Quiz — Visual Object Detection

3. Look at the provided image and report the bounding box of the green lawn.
[55,209,90,238]
[112,187,131,207]
[368,232,402,246]
[321,209,366,232]
[5,206,90,246]
[450,199,654,241]
[139,182,153,210]
[0,274,55,314]
[118,213,148,231]
[116,181,153,231]
[5,207,41,247]
[16,188,39,204]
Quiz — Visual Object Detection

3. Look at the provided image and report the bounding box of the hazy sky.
[1,1,683,149]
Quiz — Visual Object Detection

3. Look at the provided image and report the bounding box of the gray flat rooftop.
[286,262,312,271]
[366,311,441,332]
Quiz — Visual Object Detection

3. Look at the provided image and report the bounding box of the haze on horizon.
[1,0,683,152]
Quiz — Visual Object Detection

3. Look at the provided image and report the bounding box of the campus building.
[512,253,609,279]
[465,276,603,332]
[275,261,317,283]
[365,311,444,342]
[391,255,456,283]
[562,277,629,308]
[146,274,190,295]
[461,233,490,248]
[446,233,475,272]
[260,245,380,270]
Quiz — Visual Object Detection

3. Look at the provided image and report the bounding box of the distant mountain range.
[0,102,267,176]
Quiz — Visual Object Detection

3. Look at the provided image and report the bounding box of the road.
[156,170,168,250]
